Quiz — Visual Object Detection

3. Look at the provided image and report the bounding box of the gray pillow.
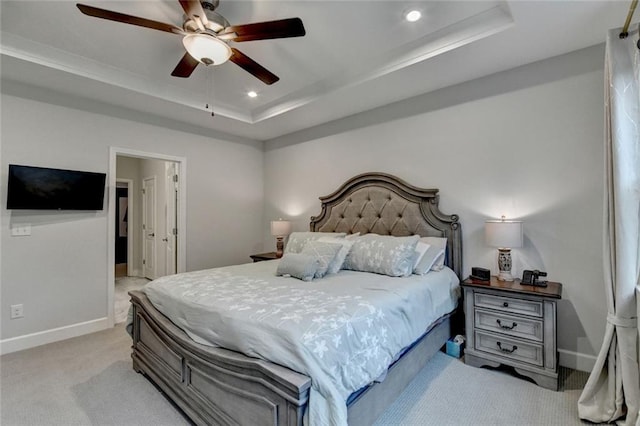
[300,241,343,278]
[284,232,347,254]
[343,234,420,277]
[276,253,319,281]
[317,236,355,274]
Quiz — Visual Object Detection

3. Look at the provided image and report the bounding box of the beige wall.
[264,45,606,371]
[1,43,608,369]
[1,94,264,344]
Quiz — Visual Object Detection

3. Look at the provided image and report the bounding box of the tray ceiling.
[0,1,632,141]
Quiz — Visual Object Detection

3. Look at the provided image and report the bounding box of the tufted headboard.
[310,172,462,278]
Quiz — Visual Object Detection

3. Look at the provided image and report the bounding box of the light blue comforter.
[141,260,459,426]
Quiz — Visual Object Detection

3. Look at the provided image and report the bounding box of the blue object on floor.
[446,337,464,358]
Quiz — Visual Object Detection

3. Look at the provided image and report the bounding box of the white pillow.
[423,237,447,270]
[318,236,355,274]
[413,241,431,268]
[300,241,343,278]
[413,236,447,274]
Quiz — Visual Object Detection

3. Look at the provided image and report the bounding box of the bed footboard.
[129,290,311,426]
[347,314,452,426]
[130,289,454,426]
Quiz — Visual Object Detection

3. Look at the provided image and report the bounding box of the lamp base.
[275,237,284,258]
[497,271,515,281]
[497,248,514,282]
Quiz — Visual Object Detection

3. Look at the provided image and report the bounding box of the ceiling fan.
[76,0,306,85]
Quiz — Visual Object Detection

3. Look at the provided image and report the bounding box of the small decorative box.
[446,336,465,358]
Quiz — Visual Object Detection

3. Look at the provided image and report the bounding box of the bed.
[128,172,463,426]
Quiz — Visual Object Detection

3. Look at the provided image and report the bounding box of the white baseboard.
[0,318,599,372]
[0,317,109,355]
[559,349,597,372]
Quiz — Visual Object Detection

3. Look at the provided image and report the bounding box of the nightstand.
[249,252,278,262]
[461,276,562,390]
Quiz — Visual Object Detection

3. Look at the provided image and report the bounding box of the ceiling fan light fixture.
[182,33,231,65]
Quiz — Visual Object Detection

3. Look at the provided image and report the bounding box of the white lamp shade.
[485,220,523,248]
[270,220,292,237]
[182,34,232,65]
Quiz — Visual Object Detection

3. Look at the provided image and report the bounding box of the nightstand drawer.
[475,308,543,342]
[474,330,544,367]
[475,293,543,317]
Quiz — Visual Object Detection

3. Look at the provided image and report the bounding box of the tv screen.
[7,164,106,210]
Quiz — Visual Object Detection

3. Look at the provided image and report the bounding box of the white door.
[142,176,157,280]
[164,162,178,276]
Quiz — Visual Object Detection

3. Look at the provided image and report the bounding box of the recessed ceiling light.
[405,10,422,22]
[247,91,258,98]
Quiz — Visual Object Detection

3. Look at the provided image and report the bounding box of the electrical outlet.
[11,224,31,236]
[10,304,24,319]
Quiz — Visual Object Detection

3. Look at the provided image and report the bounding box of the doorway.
[115,180,133,278]
[108,148,187,327]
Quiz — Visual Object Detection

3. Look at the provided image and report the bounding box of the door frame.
[164,162,178,276]
[115,178,134,276]
[108,147,187,327]
[142,175,158,280]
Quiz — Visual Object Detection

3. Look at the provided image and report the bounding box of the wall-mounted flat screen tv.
[7,164,106,210]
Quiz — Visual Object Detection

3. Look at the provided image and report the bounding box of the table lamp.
[270,219,292,258]
[485,216,523,281]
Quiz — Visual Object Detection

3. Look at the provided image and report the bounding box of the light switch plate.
[11,224,31,236]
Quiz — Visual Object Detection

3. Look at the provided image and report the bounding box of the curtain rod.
[619,0,638,38]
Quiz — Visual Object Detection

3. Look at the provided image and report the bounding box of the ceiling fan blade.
[76,4,184,35]
[222,18,305,42]
[171,52,200,78]
[229,48,279,85]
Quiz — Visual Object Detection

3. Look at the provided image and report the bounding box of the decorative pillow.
[413,237,448,274]
[300,241,343,278]
[412,241,431,269]
[276,253,319,282]
[343,234,420,277]
[284,232,346,254]
[317,236,355,274]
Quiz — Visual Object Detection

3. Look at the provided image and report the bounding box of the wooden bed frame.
[129,172,462,425]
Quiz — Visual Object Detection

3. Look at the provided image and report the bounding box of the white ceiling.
[0,1,632,141]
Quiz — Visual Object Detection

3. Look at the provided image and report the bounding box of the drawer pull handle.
[503,302,509,307]
[496,342,518,353]
[496,319,517,330]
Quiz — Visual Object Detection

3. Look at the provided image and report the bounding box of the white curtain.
[578,27,640,425]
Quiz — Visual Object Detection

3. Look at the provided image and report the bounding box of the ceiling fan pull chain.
[205,65,215,117]
[209,66,215,117]
[205,66,210,111]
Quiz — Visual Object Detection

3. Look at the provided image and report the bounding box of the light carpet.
[114,276,149,324]
[1,323,593,426]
